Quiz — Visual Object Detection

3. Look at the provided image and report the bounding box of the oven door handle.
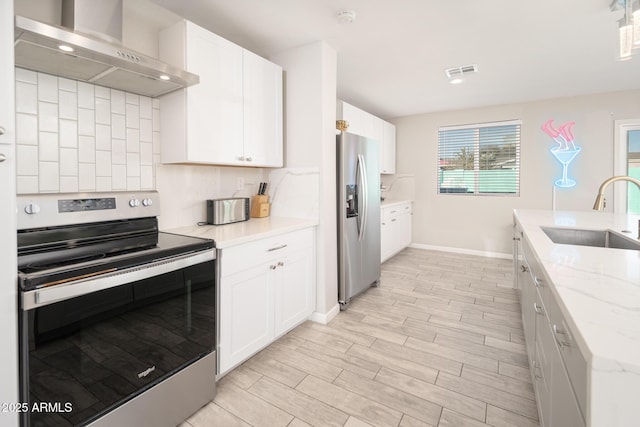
[22,250,215,310]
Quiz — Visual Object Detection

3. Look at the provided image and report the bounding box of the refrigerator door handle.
[357,154,368,242]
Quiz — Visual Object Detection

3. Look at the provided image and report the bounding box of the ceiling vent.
[444,64,479,79]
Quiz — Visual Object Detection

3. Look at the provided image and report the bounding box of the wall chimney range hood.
[14,0,199,98]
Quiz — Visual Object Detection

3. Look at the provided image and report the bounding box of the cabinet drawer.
[382,202,411,222]
[221,228,314,277]
[540,288,588,419]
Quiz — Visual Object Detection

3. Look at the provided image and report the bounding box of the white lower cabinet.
[218,227,315,375]
[381,202,412,262]
[516,220,586,427]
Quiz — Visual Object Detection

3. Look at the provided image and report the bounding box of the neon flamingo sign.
[541,119,581,188]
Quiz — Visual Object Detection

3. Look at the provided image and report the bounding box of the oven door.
[19,255,216,427]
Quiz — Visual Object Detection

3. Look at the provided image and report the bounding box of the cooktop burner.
[18,231,214,291]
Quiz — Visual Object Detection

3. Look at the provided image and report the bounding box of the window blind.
[437,120,521,196]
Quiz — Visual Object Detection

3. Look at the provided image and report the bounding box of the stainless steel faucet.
[592,176,640,211]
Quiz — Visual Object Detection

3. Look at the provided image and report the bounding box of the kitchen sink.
[541,227,640,250]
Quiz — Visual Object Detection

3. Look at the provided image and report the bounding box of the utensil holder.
[251,195,270,218]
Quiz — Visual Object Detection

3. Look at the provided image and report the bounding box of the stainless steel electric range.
[17,191,216,427]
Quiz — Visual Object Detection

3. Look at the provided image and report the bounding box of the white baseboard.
[408,243,512,260]
[309,303,340,325]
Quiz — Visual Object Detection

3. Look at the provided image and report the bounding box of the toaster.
[206,198,250,225]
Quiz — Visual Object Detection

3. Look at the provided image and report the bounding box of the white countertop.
[381,199,412,208]
[164,216,318,249]
[514,209,640,425]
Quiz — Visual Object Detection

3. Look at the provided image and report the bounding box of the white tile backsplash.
[39,132,59,162]
[59,148,78,176]
[78,136,95,163]
[16,145,38,175]
[96,124,111,150]
[59,119,78,148]
[15,82,37,114]
[38,102,58,132]
[111,114,126,139]
[112,164,127,190]
[95,97,111,124]
[15,68,37,84]
[111,90,125,114]
[58,77,77,92]
[16,113,38,145]
[112,139,126,165]
[139,97,152,119]
[125,104,140,129]
[59,90,78,120]
[16,176,38,194]
[37,73,58,103]
[78,108,95,136]
[39,162,59,192]
[77,82,95,109]
[15,69,159,194]
[59,176,79,193]
[126,128,140,153]
[95,86,110,99]
[78,163,96,191]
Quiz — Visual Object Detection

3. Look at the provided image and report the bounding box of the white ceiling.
[150,0,640,119]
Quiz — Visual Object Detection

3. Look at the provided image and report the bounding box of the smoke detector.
[337,10,356,24]
[444,64,478,84]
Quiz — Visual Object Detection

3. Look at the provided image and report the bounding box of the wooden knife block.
[250,195,270,218]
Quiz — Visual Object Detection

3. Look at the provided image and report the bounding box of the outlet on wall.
[236,177,245,190]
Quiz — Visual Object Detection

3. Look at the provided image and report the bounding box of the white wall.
[394,90,640,255]
[270,41,339,322]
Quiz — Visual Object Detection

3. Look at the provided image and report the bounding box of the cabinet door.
[243,50,283,167]
[381,121,396,174]
[380,219,392,263]
[274,246,315,336]
[397,211,412,250]
[186,23,243,164]
[341,102,365,136]
[522,265,537,365]
[534,295,552,427]
[219,262,274,374]
[0,0,19,421]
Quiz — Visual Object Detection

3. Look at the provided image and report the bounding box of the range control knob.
[142,198,153,207]
[129,199,140,207]
[24,203,41,214]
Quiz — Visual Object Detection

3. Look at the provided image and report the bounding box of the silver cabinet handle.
[245,156,252,162]
[533,361,543,380]
[0,126,5,135]
[0,153,6,163]
[553,324,571,348]
[534,276,544,288]
[520,265,528,273]
[277,261,284,267]
[269,265,277,270]
[267,244,287,252]
[391,218,397,222]
[533,302,544,315]
[238,156,245,161]
[512,237,521,241]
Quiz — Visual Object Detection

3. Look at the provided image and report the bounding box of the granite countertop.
[381,199,412,208]
[514,209,640,424]
[164,216,318,249]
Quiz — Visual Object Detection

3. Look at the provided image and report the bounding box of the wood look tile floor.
[179,248,539,427]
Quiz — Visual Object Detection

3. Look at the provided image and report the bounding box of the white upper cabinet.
[243,49,283,166]
[337,100,396,174]
[159,20,283,167]
[381,120,396,174]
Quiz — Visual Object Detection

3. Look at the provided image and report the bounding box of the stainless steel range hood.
[14,0,198,98]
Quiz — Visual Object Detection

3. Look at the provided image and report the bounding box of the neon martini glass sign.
[541,119,581,188]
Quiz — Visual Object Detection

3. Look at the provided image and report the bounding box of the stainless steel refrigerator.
[337,132,381,309]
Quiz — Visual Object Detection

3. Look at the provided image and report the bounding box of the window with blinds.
[437,120,521,196]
